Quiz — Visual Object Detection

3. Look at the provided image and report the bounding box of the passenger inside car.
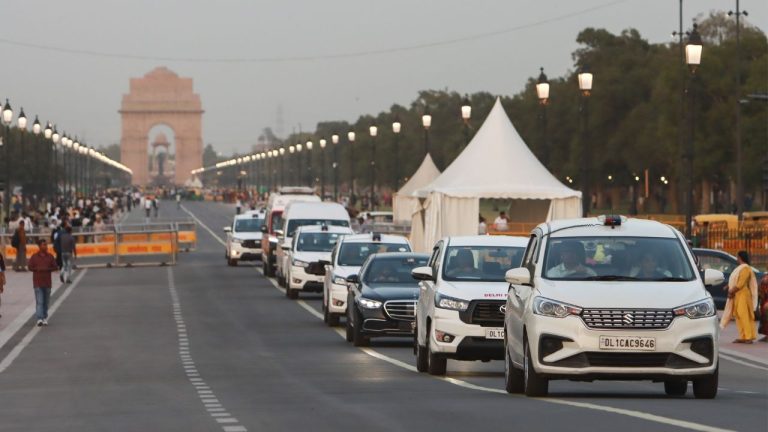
[630,251,673,279]
[446,249,482,278]
[547,241,597,278]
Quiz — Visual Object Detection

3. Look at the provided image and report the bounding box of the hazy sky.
[1,0,766,158]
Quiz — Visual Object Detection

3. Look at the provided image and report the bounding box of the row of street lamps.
[193,97,474,209]
[1,99,132,219]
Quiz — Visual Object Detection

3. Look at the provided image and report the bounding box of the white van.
[276,201,351,290]
[260,188,320,277]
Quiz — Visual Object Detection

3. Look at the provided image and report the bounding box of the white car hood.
[332,265,360,278]
[535,279,709,309]
[293,251,332,263]
[232,232,263,241]
[439,280,509,301]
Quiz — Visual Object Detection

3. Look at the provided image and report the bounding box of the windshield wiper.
[582,275,641,281]
[653,276,691,282]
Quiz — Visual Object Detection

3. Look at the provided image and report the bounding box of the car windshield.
[286,219,350,237]
[443,246,525,282]
[364,255,428,285]
[543,236,695,281]
[297,232,344,252]
[234,218,264,232]
[270,212,283,234]
[337,242,411,267]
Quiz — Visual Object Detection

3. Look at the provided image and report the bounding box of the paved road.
[0,201,765,432]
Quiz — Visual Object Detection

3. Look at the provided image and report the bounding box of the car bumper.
[431,309,504,360]
[527,314,718,378]
[328,282,348,314]
[288,266,325,292]
[359,306,414,337]
[229,243,262,260]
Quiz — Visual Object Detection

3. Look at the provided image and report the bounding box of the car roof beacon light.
[598,215,625,228]
[372,232,381,242]
[321,223,328,231]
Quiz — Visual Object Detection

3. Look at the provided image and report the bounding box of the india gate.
[119,67,203,186]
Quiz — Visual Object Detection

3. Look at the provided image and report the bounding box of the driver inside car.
[548,241,597,278]
[447,249,482,278]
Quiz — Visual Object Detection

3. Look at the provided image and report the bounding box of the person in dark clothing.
[51,223,63,270]
[59,226,76,284]
[0,253,6,318]
[28,239,58,326]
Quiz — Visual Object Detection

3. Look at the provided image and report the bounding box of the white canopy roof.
[397,153,440,196]
[415,98,581,200]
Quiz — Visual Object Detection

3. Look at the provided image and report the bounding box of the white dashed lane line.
[187,204,738,432]
[167,266,247,432]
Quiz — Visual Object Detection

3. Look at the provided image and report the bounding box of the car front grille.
[384,300,416,321]
[463,300,505,327]
[242,240,260,249]
[581,309,674,330]
[585,352,671,367]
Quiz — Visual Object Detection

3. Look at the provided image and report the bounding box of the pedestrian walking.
[236,197,242,215]
[12,220,27,272]
[59,225,76,284]
[51,221,63,271]
[0,253,6,318]
[144,196,152,222]
[176,192,181,210]
[152,197,159,218]
[720,251,758,343]
[28,239,58,326]
[758,274,768,343]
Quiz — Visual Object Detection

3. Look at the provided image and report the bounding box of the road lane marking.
[182,205,226,246]
[167,267,248,432]
[0,269,88,374]
[719,353,768,372]
[188,203,738,432]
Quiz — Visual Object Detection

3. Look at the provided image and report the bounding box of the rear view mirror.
[703,269,724,287]
[275,229,284,237]
[346,274,360,284]
[260,225,268,233]
[306,262,327,276]
[505,267,531,285]
[223,226,232,233]
[411,266,435,282]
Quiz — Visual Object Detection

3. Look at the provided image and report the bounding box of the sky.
[0,0,766,158]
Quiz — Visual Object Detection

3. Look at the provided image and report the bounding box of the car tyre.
[278,274,286,288]
[352,314,369,347]
[504,338,524,394]
[345,311,354,342]
[324,306,339,326]
[523,340,548,397]
[263,258,274,277]
[664,379,688,396]
[692,365,718,399]
[287,289,299,300]
[426,326,447,376]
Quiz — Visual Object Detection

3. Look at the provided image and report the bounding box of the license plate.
[485,328,504,340]
[599,336,656,351]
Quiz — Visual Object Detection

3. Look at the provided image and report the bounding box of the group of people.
[478,211,510,234]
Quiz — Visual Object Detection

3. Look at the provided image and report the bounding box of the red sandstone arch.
[119,67,203,186]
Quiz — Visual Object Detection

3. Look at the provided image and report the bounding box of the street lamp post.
[578,66,593,217]
[51,127,60,201]
[319,138,327,199]
[32,117,41,198]
[296,143,303,186]
[391,118,401,189]
[306,140,313,189]
[2,100,13,219]
[369,125,378,210]
[684,23,703,239]
[278,148,285,188]
[536,68,551,166]
[289,145,296,185]
[421,107,431,155]
[729,4,748,216]
[331,133,339,201]
[17,109,27,199]
[461,95,471,149]
[348,131,356,202]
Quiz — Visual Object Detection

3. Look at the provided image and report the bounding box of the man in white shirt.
[493,211,509,232]
[548,241,597,278]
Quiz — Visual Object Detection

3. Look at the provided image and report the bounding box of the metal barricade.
[355,222,412,236]
[115,224,177,267]
[175,221,198,251]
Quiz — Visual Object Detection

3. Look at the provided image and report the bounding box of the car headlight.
[532,297,582,318]
[435,294,469,312]
[674,299,715,319]
[358,298,382,309]
[333,275,347,285]
[232,238,243,244]
[292,258,309,268]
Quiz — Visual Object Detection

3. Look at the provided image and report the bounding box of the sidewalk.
[717,312,768,365]
[0,270,64,348]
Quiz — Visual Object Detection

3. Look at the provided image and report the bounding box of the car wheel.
[327,311,339,327]
[345,310,354,342]
[287,289,299,300]
[426,325,447,376]
[352,313,369,347]
[264,257,275,277]
[278,275,286,288]
[523,339,548,397]
[664,379,688,396]
[504,335,524,394]
[415,326,428,373]
[229,258,238,267]
[692,365,718,399]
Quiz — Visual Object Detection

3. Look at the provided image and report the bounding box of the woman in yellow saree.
[720,251,758,343]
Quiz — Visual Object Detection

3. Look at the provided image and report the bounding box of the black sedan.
[345,252,430,346]
[693,248,764,309]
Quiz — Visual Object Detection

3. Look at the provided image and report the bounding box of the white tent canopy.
[393,153,440,222]
[413,98,582,251]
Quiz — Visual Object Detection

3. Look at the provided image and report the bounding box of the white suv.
[284,225,353,300]
[224,211,265,266]
[502,215,724,398]
[321,233,412,326]
[412,235,527,375]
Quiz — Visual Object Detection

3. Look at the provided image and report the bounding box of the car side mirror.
[260,225,268,233]
[411,266,435,282]
[306,262,327,276]
[505,267,531,285]
[346,274,360,284]
[703,268,725,287]
[223,226,232,233]
[274,229,284,237]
